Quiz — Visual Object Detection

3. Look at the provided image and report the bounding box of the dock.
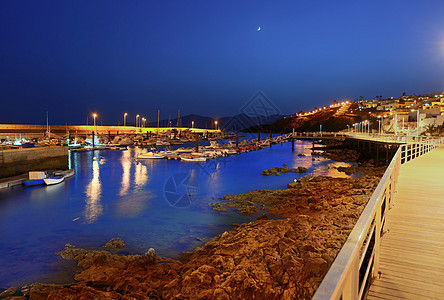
[367,146,444,299]
[0,174,27,189]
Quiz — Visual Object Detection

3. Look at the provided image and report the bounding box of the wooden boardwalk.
[367,146,444,299]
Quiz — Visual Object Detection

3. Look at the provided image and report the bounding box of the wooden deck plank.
[367,146,444,299]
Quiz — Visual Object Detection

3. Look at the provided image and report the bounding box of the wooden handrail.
[312,139,440,300]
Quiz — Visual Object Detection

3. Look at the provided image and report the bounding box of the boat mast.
[157,110,160,137]
[46,111,50,139]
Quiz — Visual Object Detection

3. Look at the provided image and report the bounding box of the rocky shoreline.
[2,146,387,300]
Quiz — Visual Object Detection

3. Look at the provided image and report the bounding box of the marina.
[0,138,357,288]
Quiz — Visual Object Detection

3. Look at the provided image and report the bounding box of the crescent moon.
[257,27,261,31]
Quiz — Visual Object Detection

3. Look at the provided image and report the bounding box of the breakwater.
[0,147,68,178]
[0,124,220,140]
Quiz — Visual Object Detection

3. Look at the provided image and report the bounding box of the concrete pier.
[0,146,68,178]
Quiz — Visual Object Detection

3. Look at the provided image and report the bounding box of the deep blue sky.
[1,1,444,125]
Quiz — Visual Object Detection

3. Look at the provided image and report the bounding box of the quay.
[313,135,444,299]
[0,124,220,140]
[0,173,28,189]
[0,146,68,178]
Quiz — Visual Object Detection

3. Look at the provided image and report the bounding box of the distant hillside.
[149,113,286,131]
[262,109,360,133]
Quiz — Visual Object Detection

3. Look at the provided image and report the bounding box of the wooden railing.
[347,132,443,144]
[312,140,440,300]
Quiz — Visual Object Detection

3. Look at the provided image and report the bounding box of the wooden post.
[92,131,95,148]
[236,132,239,149]
[270,131,272,139]
[258,132,260,142]
[195,133,199,152]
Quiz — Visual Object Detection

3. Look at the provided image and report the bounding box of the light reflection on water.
[0,139,357,288]
[83,155,103,224]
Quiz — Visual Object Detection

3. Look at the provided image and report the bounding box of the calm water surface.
[0,139,356,288]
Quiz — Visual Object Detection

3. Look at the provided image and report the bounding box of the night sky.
[1,1,444,125]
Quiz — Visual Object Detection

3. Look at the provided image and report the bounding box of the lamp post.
[93,113,97,134]
[136,115,140,127]
[215,120,218,130]
[191,121,194,128]
[142,118,146,127]
[124,113,128,127]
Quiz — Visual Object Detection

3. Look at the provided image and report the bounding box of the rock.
[262,165,308,176]
[104,237,125,249]
[144,248,157,264]
[256,213,269,220]
[208,203,228,212]
[297,166,308,173]
[0,287,17,298]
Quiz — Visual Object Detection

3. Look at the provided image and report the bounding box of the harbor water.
[0,138,357,288]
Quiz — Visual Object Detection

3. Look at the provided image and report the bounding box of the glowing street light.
[124,113,128,127]
[136,114,140,127]
[215,120,218,130]
[142,117,146,127]
[191,121,194,128]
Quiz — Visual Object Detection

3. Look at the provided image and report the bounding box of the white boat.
[180,155,206,162]
[137,152,166,159]
[156,140,171,146]
[176,147,193,153]
[44,175,65,185]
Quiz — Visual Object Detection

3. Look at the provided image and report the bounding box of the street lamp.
[191,121,194,128]
[93,113,97,134]
[215,120,218,130]
[142,118,146,127]
[124,113,128,127]
[136,114,140,127]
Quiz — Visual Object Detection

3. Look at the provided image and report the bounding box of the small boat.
[176,147,193,153]
[156,140,171,146]
[44,175,65,185]
[226,149,239,155]
[180,155,206,162]
[54,169,75,179]
[137,152,166,159]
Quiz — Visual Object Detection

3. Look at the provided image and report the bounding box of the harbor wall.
[0,124,220,139]
[0,147,68,178]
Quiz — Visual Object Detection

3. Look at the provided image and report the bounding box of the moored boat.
[137,152,166,159]
[44,175,65,186]
[179,154,206,162]
[54,169,75,179]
